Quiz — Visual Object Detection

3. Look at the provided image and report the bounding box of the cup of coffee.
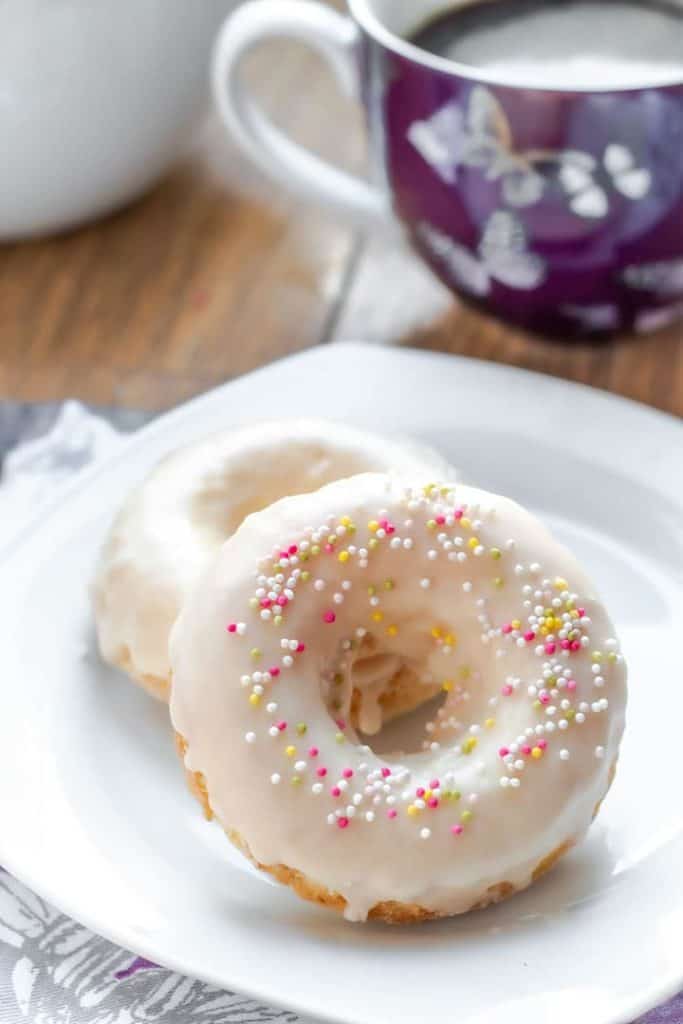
[213,0,683,337]
[0,0,238,240]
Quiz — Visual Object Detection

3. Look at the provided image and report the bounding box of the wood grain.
[0,16,680,419]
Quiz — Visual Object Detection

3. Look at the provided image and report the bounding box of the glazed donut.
[170,474,627,923]
[92,419,454,704]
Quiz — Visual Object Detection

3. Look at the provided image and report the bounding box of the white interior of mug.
[349,0,683,92]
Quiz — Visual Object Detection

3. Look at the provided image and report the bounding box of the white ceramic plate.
[1,344,682,1024]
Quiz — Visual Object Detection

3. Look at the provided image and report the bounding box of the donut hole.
[322,631,446,755]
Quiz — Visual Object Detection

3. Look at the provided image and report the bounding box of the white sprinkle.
[236,623,246,636]
[463,581,473,593]
[420,828,431,840]
[575,712,586,724]
[266,702,278,713]
[312,783,323,795]
[282,655,293,668]
[245,732,256,744]
[271,773,281,785]
[420,578,431,589]
[240,675,251,687]
[314,579,325,592]
[366,811,375,823]
[500,776,510,788]
[595,746,605,759]
[333,593,344,604]
[509,778,521,788]
[530,562,541,573]
[342,580,352,591]
[403,538,413,550]
[390,537,402,550]
[294,761,306,772]
[427,549,438,560]
[560,749,570,761]
[253,684,264,696]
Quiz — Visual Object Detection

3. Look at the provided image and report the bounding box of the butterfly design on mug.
[0,870,297,1024]
[408,86,652,217]
[417,211,547,296]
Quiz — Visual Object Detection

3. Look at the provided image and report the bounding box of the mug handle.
[212,0,392,226]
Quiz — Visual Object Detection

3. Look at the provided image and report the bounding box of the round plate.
[1,344,681,1024]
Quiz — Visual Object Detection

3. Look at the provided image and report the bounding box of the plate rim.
[1,342,682,1024]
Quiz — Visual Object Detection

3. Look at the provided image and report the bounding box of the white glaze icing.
[169,474,627,921]
[91,419,454,696]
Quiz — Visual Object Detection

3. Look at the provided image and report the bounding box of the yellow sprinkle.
[368,538,379,550]
[592,651,603,661]
[386,625,398,637]
[607,651,617,663]
[368,520,379,533]
[372,611,384,623]
[274,615,283,626]
[462,737,478,755]
[300,571,310,582]
[299,551,309,562]
[467,537,479,550]
[296,723,307,735]
[423,483,436,496]
[570,609,579,619]
[340,516,352,528]
[446,790,461,802]
[565,599,575,610]
[490,548,502,560]
[459,665,471,680]
[383,578,394,591]
[427,519,437,530]
[442,680,454,693]
[407,804,420,817]
[291,776,302,786]
[444,633,456,646]
[250,648,261,660]
[335,732,345,744]
[533,700,542,710]
[440,486,451,496]
[431,626,442,639]
[424,789,433,801]
[540,627,549,636]
[554,577,568,590]
[249,598,259,609]
[511,619,521,630]
[531,746,543,760]
[338,551,350,564]
[460,516,471,529]
[460,809,473,823]
[327,535,337,546]
[566,709,576,720]
[368,586,376,596]
[494,577,504,589]
[285,745,296,757]
[484,717,496,729]
[311,545,320,556]
[249,693,261,707]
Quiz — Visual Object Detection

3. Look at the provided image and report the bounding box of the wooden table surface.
[1,29,681,419]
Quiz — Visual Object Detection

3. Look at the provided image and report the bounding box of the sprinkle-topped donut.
[92,419,453,702]
[170,474,627,922]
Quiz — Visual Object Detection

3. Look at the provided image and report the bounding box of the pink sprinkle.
[577,608,585,617]
[430,778,440,790]
[336,718,346,731]
[276,595,288,607]
[279,551,289,560]
[323,611,336,624]
[435,515,446,526]
[324,543,334,554]
[384,521,396,535]
[499,747,510,758]
[538,739,548,750]
[316,766,327,777]
[387,809,397,820]
[539,692,550,705]
[570,640,581,652]
[227,623,237,633]
[567,679,577,691]
[343,768,353,779]
[451,824,464,836]
[288,545,298,555]
[545,642,556,655]
[454,508,464,520]
[521,744,532,756]
[502,623,513,635]
[502,684,513,697]
[331,786,341,798]
[428,798,439,809]
[524,631,536,643]
[337,817,349,829]
[381,767,392,778]
[561,639,571,651]
[260,598,272,609]
[269,666,281,678]
[308,747,319,758]
[296,642,305,653]
[277,721,287,732]
[416,787,425,798]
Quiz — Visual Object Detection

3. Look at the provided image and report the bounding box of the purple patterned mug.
[213,0,683,337]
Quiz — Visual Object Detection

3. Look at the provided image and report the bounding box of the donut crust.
[175,733,612,924]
